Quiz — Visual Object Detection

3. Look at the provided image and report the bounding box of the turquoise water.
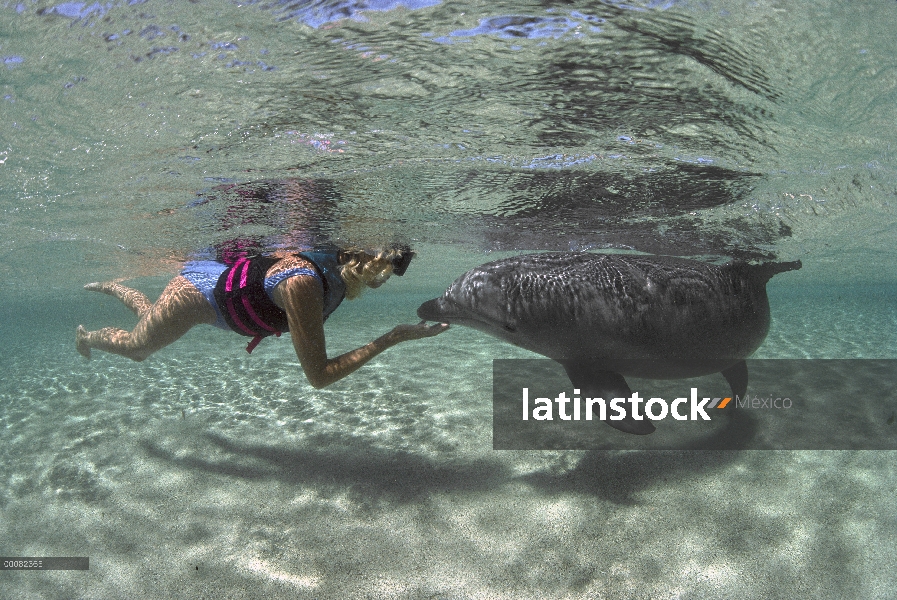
[2,1,896,597]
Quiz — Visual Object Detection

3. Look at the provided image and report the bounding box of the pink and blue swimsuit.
[181,250,346,352]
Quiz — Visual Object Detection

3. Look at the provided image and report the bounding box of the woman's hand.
[388,321,450,343]
[280,273,451,388]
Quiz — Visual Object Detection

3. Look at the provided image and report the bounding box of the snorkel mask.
[390,244,415,276]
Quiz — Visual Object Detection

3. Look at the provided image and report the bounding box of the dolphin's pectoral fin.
[560,361,656,436]
[721,360,748,400]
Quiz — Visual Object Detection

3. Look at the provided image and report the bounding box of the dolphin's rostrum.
[418,252,801,435]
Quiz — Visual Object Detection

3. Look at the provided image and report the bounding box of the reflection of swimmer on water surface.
[77,246,448,388]
[188,178,340,257]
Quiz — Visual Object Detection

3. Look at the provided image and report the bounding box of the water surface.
[1,1,896,597]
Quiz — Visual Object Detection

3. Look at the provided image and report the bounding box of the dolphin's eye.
[503,323,516,332]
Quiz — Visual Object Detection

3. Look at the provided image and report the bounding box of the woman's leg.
[77,276,217,361]
[83,281,153,317]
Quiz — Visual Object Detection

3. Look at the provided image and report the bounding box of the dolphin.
[418,252,801,435]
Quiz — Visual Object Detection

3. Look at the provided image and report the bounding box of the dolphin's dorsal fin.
[560,361,656,435]
[721,360,748,399]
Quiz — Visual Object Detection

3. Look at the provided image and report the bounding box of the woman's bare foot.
[76,325,91,359]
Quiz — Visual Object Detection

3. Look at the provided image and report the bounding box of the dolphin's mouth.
[417,297,482,326]
[417,297,511,333]
[417,297,463,322]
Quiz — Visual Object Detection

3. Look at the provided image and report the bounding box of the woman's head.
[337,246,414,299]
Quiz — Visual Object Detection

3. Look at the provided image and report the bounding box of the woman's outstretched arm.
[277,276,448,388]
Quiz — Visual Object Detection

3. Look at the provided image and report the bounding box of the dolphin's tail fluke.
[747,260,802,285]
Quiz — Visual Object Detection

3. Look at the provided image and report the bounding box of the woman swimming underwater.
[76,246,448,388]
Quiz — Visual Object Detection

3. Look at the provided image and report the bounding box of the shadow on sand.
[140,409,755,507]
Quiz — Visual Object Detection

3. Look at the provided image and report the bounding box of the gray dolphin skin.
[417,252,801,435]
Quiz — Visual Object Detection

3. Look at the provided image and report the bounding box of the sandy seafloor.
[1,245,896,599]
[2,0,897,597]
